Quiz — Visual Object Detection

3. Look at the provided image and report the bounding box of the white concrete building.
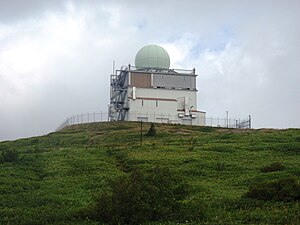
[109,44,206,125]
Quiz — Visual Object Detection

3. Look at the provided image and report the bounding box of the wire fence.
[56,112,251,131]
[205,116,251,129]
[56,112,109,131]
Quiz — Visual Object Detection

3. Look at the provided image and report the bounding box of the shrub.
[0,149,18,163]
[90,192,113,222]
[215,162,226,171]
[89,166,204,224]
[244,177,300,201]
[260,162,285,173]
[188,137,197,151]
[145,123,156,136]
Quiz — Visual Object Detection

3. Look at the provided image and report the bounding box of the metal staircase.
[109,66,129,121]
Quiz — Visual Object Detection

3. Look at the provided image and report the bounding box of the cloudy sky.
[0,0,299,141]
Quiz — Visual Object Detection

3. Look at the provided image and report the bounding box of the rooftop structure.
[135,44,170,69]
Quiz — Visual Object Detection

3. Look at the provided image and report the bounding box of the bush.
[0,149,18,163]
[261,162,285,173]
[244,177,300,201]
[91,192,113,222]
[188,137,197,151]
[145,123,156,136]
[89,166,204,224]
[215,162,226,171]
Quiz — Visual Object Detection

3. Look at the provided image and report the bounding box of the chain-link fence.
[205,116,251,128]
[56,112,251,131]
[56,112,109,131]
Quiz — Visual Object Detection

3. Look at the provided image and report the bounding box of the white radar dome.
[135,44,170,69]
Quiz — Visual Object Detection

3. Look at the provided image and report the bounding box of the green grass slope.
[0,122,300,224]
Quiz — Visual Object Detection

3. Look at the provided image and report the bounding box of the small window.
[156,101,158,107]
[142,100,144,106]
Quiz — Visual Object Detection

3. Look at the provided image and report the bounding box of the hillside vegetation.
[0,122,300,224]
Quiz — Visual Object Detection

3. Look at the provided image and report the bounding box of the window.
[156,101,158,107]
[142,100,144,106]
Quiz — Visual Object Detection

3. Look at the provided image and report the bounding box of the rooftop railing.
[115,65,196,75]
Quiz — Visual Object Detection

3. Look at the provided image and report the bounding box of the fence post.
[249,115,251,129]
[140,120,143,146]
[101,112,103,121]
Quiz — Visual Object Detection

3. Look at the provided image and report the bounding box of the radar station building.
[109,44,206,125]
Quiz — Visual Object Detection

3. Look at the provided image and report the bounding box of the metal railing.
[56,112,251,131]
[121,65,195,75]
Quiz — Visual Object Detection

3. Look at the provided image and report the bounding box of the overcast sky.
[0,0,299,141]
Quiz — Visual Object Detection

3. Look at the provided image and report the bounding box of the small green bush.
[145,123,156,136]
[261,162,285,173]
[188,137,197,151]
[244,177,300,201]
[215,162,226,171]
[89,166,204,224]
[0,149,18,163]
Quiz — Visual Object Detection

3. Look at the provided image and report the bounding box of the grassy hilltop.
[0,122,300,224]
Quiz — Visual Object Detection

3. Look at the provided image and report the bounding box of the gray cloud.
[0,0,299,141]
[0,0,66,23]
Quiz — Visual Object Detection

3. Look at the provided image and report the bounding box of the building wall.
[129,87,198,110]
[128,98,177,116]
[130,72,151,88]
[152,74,196,90]
[126,87,205,125]
[129,71,197,90]
[126,99,205,125]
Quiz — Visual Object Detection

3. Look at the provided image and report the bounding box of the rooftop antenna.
[112,60,115,75]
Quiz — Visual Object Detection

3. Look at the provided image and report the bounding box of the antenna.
[112,60,115,75]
